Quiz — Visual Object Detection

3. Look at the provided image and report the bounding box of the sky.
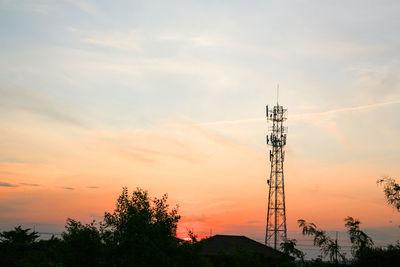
[1,0,399,251]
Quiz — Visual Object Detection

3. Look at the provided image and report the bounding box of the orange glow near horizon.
[1,116,398,243]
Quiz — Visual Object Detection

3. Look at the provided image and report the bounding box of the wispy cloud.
[0,86,84,127]
[20,183,40,187]
[199,100,400,126]
[61,187,74,190]
[182,214,209,223]
[199,117,264,126]
[69,28,142,51]
[159,33,226,47]
[293,100,400,119]
[247,220,260,224]
[0,182,18,187]
[68,0,98,15]
[0,171,15,176]
[87,186,98,189]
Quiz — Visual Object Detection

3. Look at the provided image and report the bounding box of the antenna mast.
[277,84,279,105]
[265,96,288,249]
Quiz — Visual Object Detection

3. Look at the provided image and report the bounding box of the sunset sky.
[1,0,399,247]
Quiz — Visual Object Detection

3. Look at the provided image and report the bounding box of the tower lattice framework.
[265,103,288,249]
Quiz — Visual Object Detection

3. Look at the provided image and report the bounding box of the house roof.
[201,235,286,259]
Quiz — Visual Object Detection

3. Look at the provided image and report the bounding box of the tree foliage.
[377,176,400,211]
[62,218,103,266]
[0,187,205,266]
[0,226,41,266]
[0,225,39,245]
[344,216,373,258]
[352,242,400,267]
[297,217,399,266]
[102,187,181,266]
[280,238,305,262]
[298,219,346,263]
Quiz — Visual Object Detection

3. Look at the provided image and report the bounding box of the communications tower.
[265,100,288,249]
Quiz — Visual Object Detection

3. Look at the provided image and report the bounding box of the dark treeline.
[0,186,399,267]
[0,188,210,267]
[293,218,400,267]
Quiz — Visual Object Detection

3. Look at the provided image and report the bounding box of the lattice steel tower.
[265,101,288,249]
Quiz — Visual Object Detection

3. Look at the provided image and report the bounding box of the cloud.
[0,197,33,214]
[199,100,400,126]
[0,86,84,127]
[204,200,235,210]
[61,187,74,190]
[349,62,400,103]
[87,186,98,189]
[69,28,142,51]
[182,214,209,223]
[68,0,98,15]
[199,117,264,126]
[0,182,18,187]
[182,121,239,149]
[159,33,226,47]
[293,100,400,120]
[20,183,40,187]
[0,171,16,175]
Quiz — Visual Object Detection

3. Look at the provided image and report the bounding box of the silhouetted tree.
[175,229,211,267]
[352,241,400,267]
[298,219,345,263]
[0,225,39,245]
[3,188,330,266]
[377,176,400,211]
[344,216,373,259]
[102,187,181,266]
[0,226,40,266]
[62,218,103,266]
[280,239,305,263]
[35,236,64,266]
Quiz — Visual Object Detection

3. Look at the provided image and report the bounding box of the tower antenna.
[277,84,279,105]
[265,97,288,249]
